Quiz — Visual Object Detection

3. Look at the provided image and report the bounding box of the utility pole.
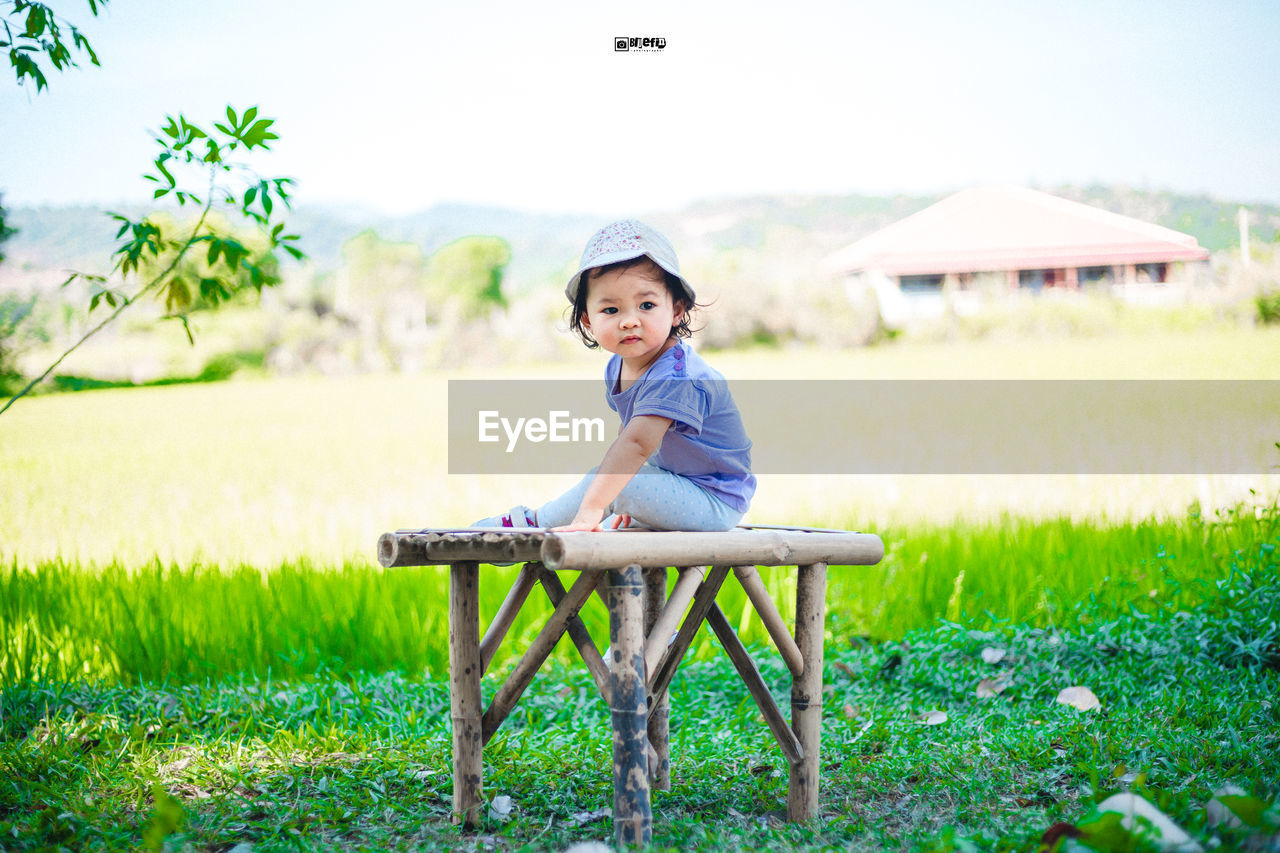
[1237,206,1252,268]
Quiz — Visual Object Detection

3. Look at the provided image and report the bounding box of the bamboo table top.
[378,525,884,570]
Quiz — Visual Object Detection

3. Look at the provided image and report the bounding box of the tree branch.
[0,191,215,416]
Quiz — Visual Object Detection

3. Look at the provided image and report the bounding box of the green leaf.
[48,41,72,71]
[225,105,238,128]
[243,186,257,209]
[1074,811,1134,852]
[164,277,192,314]
[153,156,175,187]
[89,291,102,312]
[12,53,48,91]
[73,28,99,66]
[221,240,245,272]
[1215,795,1268,828]
[23,6,46,39]
[48,44,72,71]
[241,118,277,149]
[241,105,258,128]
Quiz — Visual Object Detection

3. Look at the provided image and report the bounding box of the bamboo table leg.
[643,566,671,790]
[449,561,483,826]
[788,561,827,822]
[609,563,651,847]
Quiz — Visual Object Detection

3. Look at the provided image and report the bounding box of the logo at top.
[615,36,666,52]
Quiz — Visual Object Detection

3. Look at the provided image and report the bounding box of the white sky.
[2,0,1278,216]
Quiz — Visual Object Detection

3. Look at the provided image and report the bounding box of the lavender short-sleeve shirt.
[605,342,756,513]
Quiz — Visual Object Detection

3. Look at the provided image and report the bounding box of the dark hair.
[567,257,698,349]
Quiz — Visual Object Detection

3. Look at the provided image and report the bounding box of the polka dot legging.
[533,463,743,531]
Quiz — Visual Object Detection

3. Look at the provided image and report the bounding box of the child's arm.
[553,414,672,532]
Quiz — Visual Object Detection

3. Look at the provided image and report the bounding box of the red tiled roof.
[825,186,1211,276]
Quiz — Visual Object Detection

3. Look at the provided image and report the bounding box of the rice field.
[2,327,1279,687]
[5,503,1276,686]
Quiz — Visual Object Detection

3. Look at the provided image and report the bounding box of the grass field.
[2,327,1278,678]
[4,504,1276,687]
[2,327,1279,849]
[3,326,1279,568]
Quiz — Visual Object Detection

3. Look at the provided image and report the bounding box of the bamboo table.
[376,526,884,847]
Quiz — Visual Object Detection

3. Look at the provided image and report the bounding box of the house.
[823,186,1212,327]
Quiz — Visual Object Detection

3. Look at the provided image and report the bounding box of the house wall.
[860,259,1215,329]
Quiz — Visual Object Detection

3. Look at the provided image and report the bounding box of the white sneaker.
[470,505,536,528]
[469,506,536,566]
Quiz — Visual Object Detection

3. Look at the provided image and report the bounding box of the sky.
[2,0,1279,218]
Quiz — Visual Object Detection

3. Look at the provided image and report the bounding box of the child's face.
[581,259,683,366]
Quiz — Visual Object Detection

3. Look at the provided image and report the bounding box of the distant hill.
[655,186,1279,256]
[2,186,1275,293]
[1044,184,1277,254]
[0,202,603,294]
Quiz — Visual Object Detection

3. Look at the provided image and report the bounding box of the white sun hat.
[565,219,696,304]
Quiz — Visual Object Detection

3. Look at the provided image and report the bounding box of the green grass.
[47,349,266,392]
[4,501,1275,687]
[1,530,1276,851]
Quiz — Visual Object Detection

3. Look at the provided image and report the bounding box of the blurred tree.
[0,294,40,394]
[426,236,511,321]
[334,230,429,367]
[337,229,427,316]
[2,0,107,92]
[0,193,15,263]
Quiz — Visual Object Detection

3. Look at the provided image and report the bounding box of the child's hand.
[552,510,633,532]
[554,416,669,533]
[553,507,607,532]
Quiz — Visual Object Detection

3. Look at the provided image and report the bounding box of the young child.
[475,219,755,532]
